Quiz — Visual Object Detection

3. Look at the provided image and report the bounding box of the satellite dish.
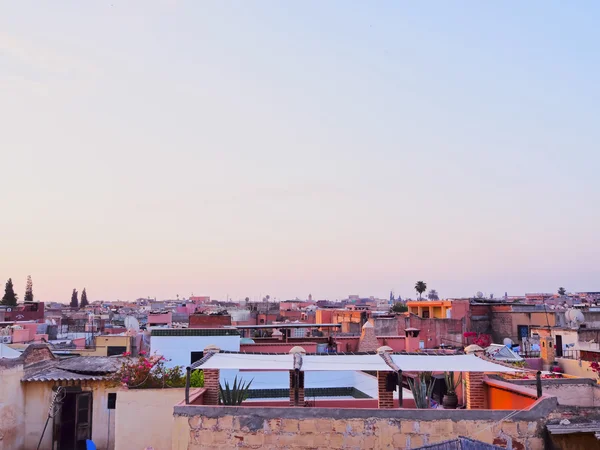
[503,338,514,347]
[565,309,585,329]
[124,316,140,332]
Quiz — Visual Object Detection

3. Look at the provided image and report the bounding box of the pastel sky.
[1,2,599,303]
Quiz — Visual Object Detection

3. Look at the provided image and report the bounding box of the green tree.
[427,289,439,300]
[391,302,408,313]
[70,288,79,308]
[558,287,567,296]
[1,278,18,306]
[80,288,89,307]
[415,281,427,300]
[24,275,34,302]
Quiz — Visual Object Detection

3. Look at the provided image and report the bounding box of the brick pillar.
[289,370,305,406]
[377,371,393,409]
[203,369,220,405]
[540,336,555,371]
[465,372,486,409]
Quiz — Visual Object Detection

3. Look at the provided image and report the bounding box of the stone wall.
[172,400,557,450]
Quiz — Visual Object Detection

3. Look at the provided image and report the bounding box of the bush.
[190,370,204,387]
[109,351,186,389]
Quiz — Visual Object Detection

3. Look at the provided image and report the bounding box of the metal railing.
[559,349,580,360]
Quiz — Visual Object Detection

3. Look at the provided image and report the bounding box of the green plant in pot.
[407,371,435,408]
[442,371,462,409]
[219,376,253,405]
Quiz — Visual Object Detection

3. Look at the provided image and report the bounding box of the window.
[517,325,529,341]
[107,346,127,356]
[422,310,430,319]
[190,351,204,365]
[107,393,117,409]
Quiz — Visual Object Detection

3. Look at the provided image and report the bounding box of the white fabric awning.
[301,354,393,372]
[390,354,518,373]
[193,352,518,373]
[196,353,293,371]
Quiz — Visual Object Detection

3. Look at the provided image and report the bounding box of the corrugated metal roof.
[57,357,121,373]
[414,437,505,449]
[23,367,106,382]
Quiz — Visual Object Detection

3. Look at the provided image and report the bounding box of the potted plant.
[442,371,462,409]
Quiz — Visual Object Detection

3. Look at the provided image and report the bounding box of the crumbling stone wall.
[172,402,555,450]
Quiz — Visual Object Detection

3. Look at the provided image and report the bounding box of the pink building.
[147,312,172,327]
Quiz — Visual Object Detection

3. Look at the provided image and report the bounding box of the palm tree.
[427,289,439,300]
[415,281,427,300]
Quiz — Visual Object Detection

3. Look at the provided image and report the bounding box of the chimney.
[405,328,421,352]
[358,321,379,352]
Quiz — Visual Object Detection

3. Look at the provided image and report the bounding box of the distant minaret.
[308,293,312,302]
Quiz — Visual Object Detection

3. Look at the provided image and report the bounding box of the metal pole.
[185,367,191,404]
[536,371,542,398]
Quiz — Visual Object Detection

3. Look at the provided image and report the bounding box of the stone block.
[189,416,202,430]
[315,419,333,433]
[202,417,218,430]
[407,434,424,449]
[299,420,318,433]
[346,419,365,434]
[282,419,299,433]
[430,419,454,437]
[264,433,279,445]
[392,433,405,447]
[265,418,281,433]
[500,421,519,437]
[329,433,345,449]
[278,433,298,447]
[218,415,234,430]
[244,432,264,447]
[401,420,418,434]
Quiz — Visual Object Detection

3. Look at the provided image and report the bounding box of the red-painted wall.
[189,314,232,328]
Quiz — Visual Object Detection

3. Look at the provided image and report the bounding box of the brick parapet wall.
[465,372,486,409]
[203,369,220,405]
[289,371,305,406]
[377,371,393,409]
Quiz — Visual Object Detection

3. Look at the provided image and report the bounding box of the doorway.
[555,335,563,357]
[53,390,93,450]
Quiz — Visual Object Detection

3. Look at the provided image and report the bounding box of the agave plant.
[407,371,435,408]
[444,371,462,395]
[219,376,253,405]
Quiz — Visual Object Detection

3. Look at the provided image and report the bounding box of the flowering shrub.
[109,351,186,389]
[590,361,600,378]
[473,334,492,348]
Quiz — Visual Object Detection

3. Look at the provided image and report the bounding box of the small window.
[191,351,204,365]
[107,393,117,409]
[107,346,127,357]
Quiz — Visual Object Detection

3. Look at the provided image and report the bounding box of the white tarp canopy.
[391,354,518,373]
[194,352,518,373]
[195,353,293,370]
[301,354,393,372]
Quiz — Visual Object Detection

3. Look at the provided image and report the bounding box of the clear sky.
[1,1,599,303]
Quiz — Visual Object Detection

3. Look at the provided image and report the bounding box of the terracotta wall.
[485,380,537,411]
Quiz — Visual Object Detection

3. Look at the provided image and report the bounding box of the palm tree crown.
[415,281,427,299]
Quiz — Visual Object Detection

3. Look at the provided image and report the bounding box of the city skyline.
[2,2,599,303]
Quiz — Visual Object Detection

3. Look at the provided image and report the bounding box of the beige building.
[0,344,119,450]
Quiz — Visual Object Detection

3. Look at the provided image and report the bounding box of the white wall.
[0,365,25,450]
[150,335,240,368]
